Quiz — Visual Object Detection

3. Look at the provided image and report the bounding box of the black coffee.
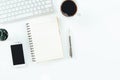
[61,0,77,17]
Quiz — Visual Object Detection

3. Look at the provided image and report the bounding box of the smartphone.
[10,44,25,66]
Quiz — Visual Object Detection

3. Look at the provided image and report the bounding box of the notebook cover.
[26,16,64,62]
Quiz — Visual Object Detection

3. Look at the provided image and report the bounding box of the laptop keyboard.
[0,0,54,23]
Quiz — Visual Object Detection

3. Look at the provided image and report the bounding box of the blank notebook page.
[28,16,64,62]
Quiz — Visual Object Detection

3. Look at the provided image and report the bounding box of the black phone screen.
[11,44,25,65]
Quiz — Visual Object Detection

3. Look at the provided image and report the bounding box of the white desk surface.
[0,0,120,80]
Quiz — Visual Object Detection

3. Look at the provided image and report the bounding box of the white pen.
[69,35,72,58]
[69,28,73,58]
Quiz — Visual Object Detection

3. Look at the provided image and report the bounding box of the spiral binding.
[26,23,36,62]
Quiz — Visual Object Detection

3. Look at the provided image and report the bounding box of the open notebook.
[26,16,64,62]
